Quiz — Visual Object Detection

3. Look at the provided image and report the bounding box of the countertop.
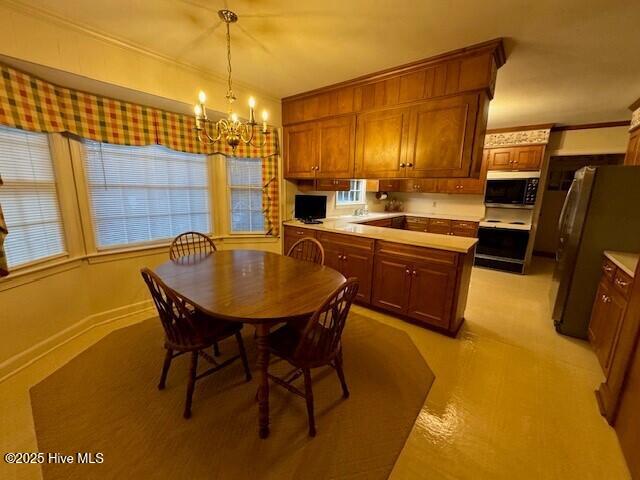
[284,212,479,253]
[604,251,639,278]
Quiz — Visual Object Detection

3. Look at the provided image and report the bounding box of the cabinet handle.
[412,270,417,276]
[407,162,414,168]
[601,294,611,303]
[399,163,406,168]
[296,231,304,235]
[604,265,614,272]
[405,268,411,275]
[615,278,629,287]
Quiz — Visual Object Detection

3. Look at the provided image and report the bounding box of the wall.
[368,192,485,218]
[547,126,629,155]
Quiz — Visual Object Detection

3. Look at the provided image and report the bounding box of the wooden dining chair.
[286,237,325,265]
[140,267,252,419]
[169,231,216,260]
[266,277,359,436]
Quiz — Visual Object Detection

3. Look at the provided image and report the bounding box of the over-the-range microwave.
[484,171,540,208]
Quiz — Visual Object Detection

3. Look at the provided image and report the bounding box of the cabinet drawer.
[405,216,429,224]
[315,179,351,191]
[451,220,478,230]
[451,228,477,238]
[613,269,633,298]
[317,231,374,252]
[284,225,317,238]
[602,257,617,280]
[375,241,458,266]
[429,218,452,228]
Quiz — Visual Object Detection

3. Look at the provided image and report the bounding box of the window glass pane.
[84,141,209,248]
[0,126,65,268]
[336,179,365,206]
[227,157,264,233]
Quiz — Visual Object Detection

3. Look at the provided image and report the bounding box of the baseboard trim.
[0,300,155,384]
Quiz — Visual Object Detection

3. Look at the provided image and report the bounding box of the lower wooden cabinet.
[283,225,317,255]
[317,232,374,304]
[589,279,626,374]
[624,128,640,166]
[371,241,472,333]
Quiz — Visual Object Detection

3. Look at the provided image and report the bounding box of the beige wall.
[547,126,629,155]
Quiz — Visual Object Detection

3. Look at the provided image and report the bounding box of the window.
[84,141,209,248]
[0,126,65,268]
[336,180,366,206]
[226,157,264,233]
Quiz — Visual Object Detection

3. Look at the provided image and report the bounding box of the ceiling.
[10,0,640,127]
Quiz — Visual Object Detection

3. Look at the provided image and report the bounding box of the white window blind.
[0,126,65,268]
[227,157,264,233]
[336,180,366,206]
[84,141,209,248]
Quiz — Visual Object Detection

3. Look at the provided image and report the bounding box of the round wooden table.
[153,249,346,438]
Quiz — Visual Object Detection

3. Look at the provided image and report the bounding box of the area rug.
[30,313,434,479]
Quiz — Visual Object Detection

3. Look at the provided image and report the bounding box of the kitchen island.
[283,213,478,336]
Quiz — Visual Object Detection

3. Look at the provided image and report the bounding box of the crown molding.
[484,129,551,148]
[1,0,280,103]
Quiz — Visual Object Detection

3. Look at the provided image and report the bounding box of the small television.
[294,195,326,224]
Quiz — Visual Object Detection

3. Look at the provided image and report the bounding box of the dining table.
[153,249,346,438]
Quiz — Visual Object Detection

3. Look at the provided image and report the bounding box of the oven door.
[476,227,530,261]
[484,179,528,207]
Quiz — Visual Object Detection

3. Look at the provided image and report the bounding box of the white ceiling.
[10,0,640,127]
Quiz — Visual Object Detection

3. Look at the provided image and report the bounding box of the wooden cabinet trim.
[316,231,375,252]
[375,241,458,266]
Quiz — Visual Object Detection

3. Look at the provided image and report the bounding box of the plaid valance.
[0,176,7,277]
[0,63,280,250]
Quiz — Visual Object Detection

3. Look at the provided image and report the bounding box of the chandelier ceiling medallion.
[194,9,269,150]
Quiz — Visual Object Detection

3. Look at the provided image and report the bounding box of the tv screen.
[295,195,326,222]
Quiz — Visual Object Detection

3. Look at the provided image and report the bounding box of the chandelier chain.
[225,21,234,104]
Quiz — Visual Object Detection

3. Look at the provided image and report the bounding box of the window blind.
[0,126,65,268]
[227,157,264,233]
[336,180,365,205]
[84,141,209,248]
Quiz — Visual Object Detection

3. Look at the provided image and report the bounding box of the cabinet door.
[342,246,374,304]
[486,148,514,170]
[513,146,543,170]
[355,107,410,178]
[284,122,317,179]
[625,129,640,166]
[318,239,344,274]
[407,261,457,328]
[589,279,627,374]
[405,93,479,177]
[450,220,478,238]
[427,218,452,235]
[371,256,411,314]
[317,115,356,178]
[283,226,317,255]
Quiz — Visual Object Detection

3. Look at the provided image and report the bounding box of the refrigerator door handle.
[558,179,577,233]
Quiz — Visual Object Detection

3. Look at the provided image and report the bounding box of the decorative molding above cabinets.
[630,107,640,132]
[282,39,505,181]
[484,128,551,148]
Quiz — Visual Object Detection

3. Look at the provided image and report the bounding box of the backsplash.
[367,192,486,218]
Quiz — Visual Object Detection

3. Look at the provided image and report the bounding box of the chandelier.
[193,9,269,150]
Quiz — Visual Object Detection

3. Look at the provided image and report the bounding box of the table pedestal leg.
[255,323,271,439]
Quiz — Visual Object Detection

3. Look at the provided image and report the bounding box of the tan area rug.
[31,313,434,480]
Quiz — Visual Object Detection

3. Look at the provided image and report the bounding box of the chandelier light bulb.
[261,110,269,122]
[194,105,202,117]
[231,112,239,123]
[198,90,206,104]
[248,96,256,109]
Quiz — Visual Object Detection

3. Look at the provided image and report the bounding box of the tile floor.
[0,258,632,479]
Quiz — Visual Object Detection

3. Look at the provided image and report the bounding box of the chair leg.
[335,349,350,399]
[184,351,199,419]
[235,332,252,382]
[158,348,173,390]
[213,342,221,357]
[303,369,316,437]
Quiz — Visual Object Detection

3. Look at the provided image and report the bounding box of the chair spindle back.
[286,237,325,265]
[169,231,216,260]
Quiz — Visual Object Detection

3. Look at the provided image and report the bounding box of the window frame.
[225,156,266,235]
[0,128,71,272]
[76,140,214,252]
[335,179,367,207]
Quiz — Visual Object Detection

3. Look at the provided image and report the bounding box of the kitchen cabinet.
[388,216,479,237]
[437,178,485,195]
[427,218,452,235]
[283,225,317,255]
[399,178,439,193]
[372,241,469,332]
[315,179,351,191]
[354,107,411,178]
[284,115,356,179]
[590,254,637,424]
[450,220,479,238]
[405,93,480,178]
[316,232,374,304]
[486,145,544,171]
[362,218,393,228]
[624,128,640,166]
[405,216,430,232]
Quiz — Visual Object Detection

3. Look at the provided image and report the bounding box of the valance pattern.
[0,63,280,263]
[0,176,7,276]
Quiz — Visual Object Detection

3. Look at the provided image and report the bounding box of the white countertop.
[604,251,639,278]
[284,212,479,253]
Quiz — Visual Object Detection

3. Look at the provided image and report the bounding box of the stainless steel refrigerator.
[551,165,640,339]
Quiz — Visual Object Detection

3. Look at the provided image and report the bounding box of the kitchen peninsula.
[283,212,478,336]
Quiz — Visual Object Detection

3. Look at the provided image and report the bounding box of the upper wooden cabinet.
[354,107,410,178]
[625,128,640,166]
[486,145,544,171]
[283,39,505,180]
[406,93,480,177]
[284,114,356,179]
